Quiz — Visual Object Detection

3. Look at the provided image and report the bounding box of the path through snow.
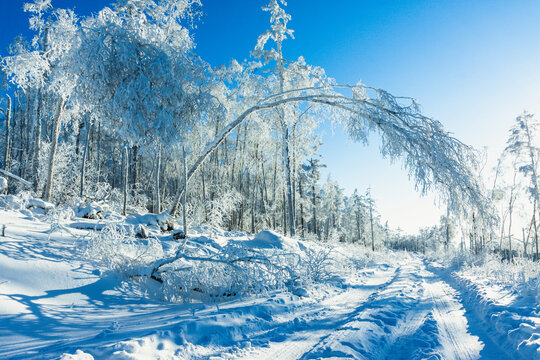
[0,210,521,359]
[241,257,508,360]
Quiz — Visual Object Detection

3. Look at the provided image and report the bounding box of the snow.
[26,198,55,210]
[0,177,7,192]
[75,202,109,220]
[126,212,178,231]
[429,256,540,358]
[0,195,22,210]
[0,206,538,359]
[238,230,299,251]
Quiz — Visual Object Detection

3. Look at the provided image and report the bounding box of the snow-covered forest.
[0,0,538,359]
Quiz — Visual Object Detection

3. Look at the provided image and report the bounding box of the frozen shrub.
[155,239,302,302]
[301,245,333,282]
[84,223,164,276]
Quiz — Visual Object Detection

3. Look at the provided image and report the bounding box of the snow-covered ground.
[0,204,538,359]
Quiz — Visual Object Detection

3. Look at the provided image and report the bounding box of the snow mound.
[27,198,55,210]
[0,194,22,210]
[427,254,540,359]
[75,202,109,219]
[241,230,299,251]
[0,177,7,192]
[0,194,54,214]
[126,212,178,231]
[60,350,94,360]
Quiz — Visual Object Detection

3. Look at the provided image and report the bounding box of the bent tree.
[170,0,485,232]
[170,83,485,224]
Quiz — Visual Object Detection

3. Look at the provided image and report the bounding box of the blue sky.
[2,0,540,233]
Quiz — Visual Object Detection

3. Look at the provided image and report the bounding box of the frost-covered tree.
[2,0,79,201]
[504,111,540,261]
[74,0,208,212]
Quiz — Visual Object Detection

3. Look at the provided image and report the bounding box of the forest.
[0,0,490,247]
[0,1,538,359]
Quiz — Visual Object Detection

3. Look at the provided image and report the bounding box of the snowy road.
[239,256,510,360]
[0,210,525,359]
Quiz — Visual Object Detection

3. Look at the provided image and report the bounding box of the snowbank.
[27,198,54,210]
[126,212,178,231]
[453,273,539,357]
[0,193,54,215]
[75,202,109,219]
[240,230,299,251]
[0,177,7,193]
[0,194,22,210]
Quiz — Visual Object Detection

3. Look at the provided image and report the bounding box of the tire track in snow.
[301,260,432,359]
[237,265,400,360]
[423,277,483,360]
[286,256,487,360]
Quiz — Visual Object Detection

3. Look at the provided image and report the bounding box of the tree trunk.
[508,205,514,263]
[182,145,188,236]
[32,92,42,193]
[312,182,317,237]
[534,208,539,262]
[155,144,161,213]
[355,211,361,243]
[132,145,139,189]
[282,190,287,235]
[79,119,91,197]
[299,180,305,238]
[277,36,295,237]
[369,200,375,251]
[4,95,12,171]
[97,120,101,182]
[44,97,64,202]
[522,227,527,257]
[123,146,128,216]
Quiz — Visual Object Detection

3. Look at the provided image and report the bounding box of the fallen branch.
[0,169,32,187]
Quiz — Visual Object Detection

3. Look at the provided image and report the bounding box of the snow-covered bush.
[126,212,178,231]
[155,238,302,302]
[109,184,151,215]
[458,254,540,302]
[81,182,114,204]
[429,249,540,305]
[300,245,334,282]
[84,223,164,276]
[147,230,354,302]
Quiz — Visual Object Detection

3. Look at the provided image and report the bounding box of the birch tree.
[505,111,540,261]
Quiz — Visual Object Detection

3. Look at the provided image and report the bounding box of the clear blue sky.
[2,0,540,233]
